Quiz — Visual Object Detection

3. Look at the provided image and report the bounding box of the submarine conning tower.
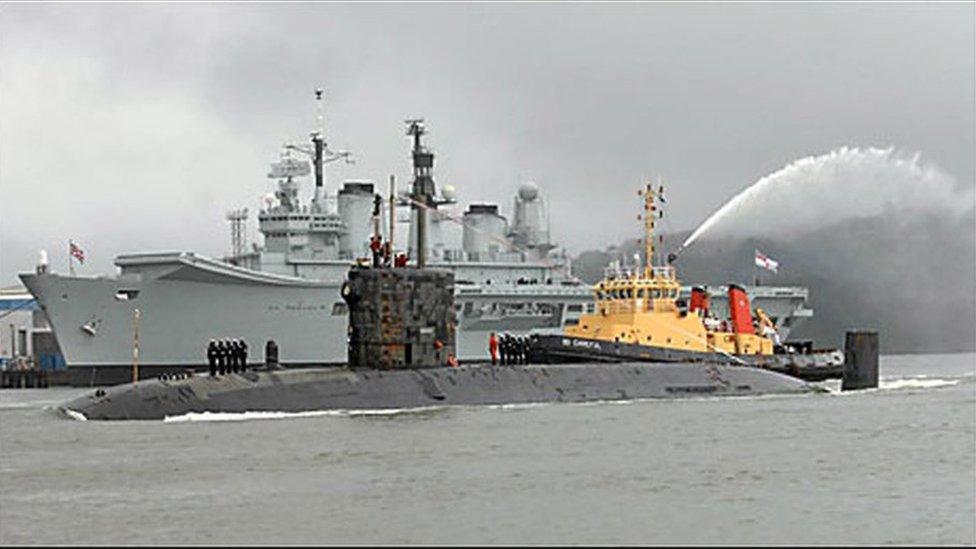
[341,118,457,370]
[342,268,456,369]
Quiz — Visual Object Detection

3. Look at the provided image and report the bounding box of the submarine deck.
[62,361,816,421]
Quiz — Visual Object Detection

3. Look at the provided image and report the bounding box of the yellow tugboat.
[531,183,845,380]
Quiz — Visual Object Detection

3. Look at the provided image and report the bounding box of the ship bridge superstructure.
[230,95,571,287]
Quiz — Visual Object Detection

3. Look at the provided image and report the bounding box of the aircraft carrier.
[20,94,814,386]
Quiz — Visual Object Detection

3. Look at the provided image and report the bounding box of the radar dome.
[441,184,457,201]
[518,181,540,201]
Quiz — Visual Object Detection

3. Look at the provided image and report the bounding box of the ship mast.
[406,119,436,268]
[284,88,353,213]
[639,181,665,277]
[311,89,325,210]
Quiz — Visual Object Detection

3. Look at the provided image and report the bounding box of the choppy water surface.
[2,353,973,545]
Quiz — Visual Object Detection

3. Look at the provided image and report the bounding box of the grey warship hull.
[20,259,812,386]
[61,361,815,421]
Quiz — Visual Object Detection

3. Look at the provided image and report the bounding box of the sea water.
[1,353,973,545]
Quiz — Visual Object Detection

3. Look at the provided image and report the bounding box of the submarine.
[60,120,877,421]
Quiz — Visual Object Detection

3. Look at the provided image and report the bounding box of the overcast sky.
[1,3,973,285]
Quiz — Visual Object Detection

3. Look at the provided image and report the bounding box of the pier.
[1,369,71,389]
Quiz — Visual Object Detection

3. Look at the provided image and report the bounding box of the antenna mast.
[638,182,663,277]
[281,88,353,213]
[406,119,435,268]
[312,88,325,209]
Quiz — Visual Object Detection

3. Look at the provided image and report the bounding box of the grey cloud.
[1,3,973,285]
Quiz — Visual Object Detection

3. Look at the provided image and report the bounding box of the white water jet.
[682,147,972,249]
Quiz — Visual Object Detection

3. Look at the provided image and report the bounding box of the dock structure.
[1,369,72,389]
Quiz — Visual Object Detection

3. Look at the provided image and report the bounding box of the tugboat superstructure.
[567,184,775,357]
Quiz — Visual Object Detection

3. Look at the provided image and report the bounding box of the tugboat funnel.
[727,284,755,335]
[689,286,709,316]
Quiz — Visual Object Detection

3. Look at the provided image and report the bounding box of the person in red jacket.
[488,332,499,365]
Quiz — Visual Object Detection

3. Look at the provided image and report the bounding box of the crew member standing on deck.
[227,339,236,373]
[498,334,508,365]
[512,335,519,365]
[216,340,226,374]
[510,335,519,365]
[369,235,383,269]
[225,340,234,373]
[207,339,218,376]
[240,339,248,372]
[488,332,499,365]
[235,339,244,372]
[225,339,235,373]
[232,339,241,373]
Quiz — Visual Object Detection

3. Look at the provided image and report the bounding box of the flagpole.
[68,240,75,276]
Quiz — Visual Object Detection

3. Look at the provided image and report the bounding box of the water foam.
[62,408,88,422]
[682,147,970,249]
[163,406,447,423]
[879,377,963,390]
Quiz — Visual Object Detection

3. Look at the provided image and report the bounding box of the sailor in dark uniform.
[229,339,239,373]
[508,335,518,366]
[216,340,227,375]
[231,339,241,373]
[239,339,248,372]
[510,335,520,365]
[207,339,218,376]
[499,334,508,365]
[223,339,232,374]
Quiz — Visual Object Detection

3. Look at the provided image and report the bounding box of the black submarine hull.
[61,361,816,421]
[529,334,845,382]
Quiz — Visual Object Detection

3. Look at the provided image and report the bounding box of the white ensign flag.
[755,250,779,273]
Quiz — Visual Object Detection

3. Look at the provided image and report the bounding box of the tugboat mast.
[639,182,663,277]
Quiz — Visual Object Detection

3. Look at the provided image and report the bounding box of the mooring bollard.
[265,340,279,370]
[842,330,879,391]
